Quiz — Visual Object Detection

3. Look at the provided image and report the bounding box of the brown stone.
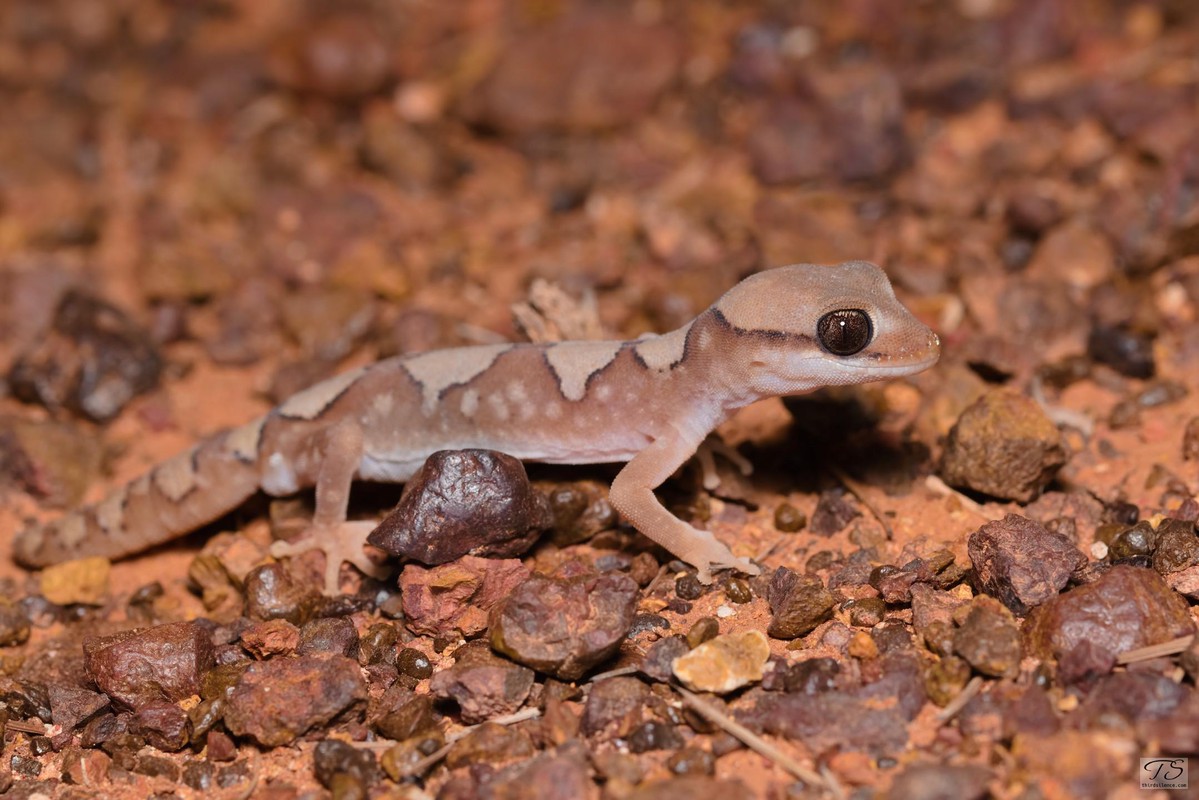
[369,450,551,564]
[224,655,366,746]
[941,389,1066,502]
[1024,566,1194,661]
[84,621,215,710]
[490,571,638,681]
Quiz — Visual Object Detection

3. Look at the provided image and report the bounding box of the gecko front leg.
[609,425,760,584]
[269,418,389,595]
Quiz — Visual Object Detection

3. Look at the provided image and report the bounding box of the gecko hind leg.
[268,419,390,595]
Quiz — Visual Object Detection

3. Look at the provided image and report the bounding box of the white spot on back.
[279,367,367,420]
[543,341,623,402]
[371,393,395,418]
[460,389,479,418]
[59,516,87,548]
[487,394,510,421]
[262,452,299,495]
[595,385,613,402]
[224,417,266,461]
[95,492,126,534]
[402,344,510,414]
[153,451,199,501]
[634,323,690,371]
[544,402,562,420]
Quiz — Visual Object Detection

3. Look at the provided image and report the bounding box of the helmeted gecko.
[13,261,940,593]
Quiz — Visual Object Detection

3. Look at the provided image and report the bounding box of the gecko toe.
[271,521,390,595]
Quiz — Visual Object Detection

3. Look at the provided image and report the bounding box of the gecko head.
[711,261,940,395]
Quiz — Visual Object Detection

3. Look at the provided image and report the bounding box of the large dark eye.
[817,309,872,356]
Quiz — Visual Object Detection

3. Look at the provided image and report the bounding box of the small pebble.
[397,647,433,680]
[724,578,753,604]
[313,739,381,792]
[773,503,807,532]
[358,622,398,666]
[675,574,705,600]
[1108,521,1156,560]
[628,720,684,753]
[953,596,1022,678]
[381,733,444,781]
[846,597,886,628]
[0,600,31,646]
[429,642,534,724]
[686,617,720,649]
[672,629,770,693]
[85,621,215,710]
[923,656,972,707]
[667,746,715,776]
[1087,324,1155,378]
[967,514,1085,614]
[1024,566,1192,661]
[224,656,366,746]
[40,557,110,606]
[941,390,1066,502]
[766,567,836,639]
[1183,417,1199,461]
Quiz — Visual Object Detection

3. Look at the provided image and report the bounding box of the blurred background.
[1,0,1198,504]
[1,0,1196,383]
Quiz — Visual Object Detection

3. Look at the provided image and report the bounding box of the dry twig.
[676,687,827,789]
[1117,634,1194,665]
[936,675,985,723]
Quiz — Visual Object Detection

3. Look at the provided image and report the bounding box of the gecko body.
[14,262,940,591]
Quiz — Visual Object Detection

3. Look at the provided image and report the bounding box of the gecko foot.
[695,554,761,585]
[680,526,761,584]
[270,520,390,596]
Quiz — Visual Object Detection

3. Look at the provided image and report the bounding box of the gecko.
[13,261,940,594]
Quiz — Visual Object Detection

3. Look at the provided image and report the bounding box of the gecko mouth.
[842,353,941,372]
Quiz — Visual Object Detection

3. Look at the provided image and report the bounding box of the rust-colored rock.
[428,641,534,725]
[48,685,108,733]
[297,616,359,659]
[224,655,366,747]
[581,676,650,738]
[489,571,638,681]
[766,567,836,639]
[369,449,551,564]
[968,514,1085,614]
[941,389,1066,502]
[400,556,530,637]
[9,290,162,422]
[953,596,1022,678]
[1024,565,1194,661]
[240,619,300,659]
[84,621,215,710]
[369,683,437,741]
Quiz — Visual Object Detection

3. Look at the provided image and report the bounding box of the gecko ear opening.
[817,309,872,356]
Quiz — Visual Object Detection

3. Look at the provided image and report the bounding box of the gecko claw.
[693,553,761,585]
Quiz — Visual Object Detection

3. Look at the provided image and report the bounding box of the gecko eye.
[817,309,872,356]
